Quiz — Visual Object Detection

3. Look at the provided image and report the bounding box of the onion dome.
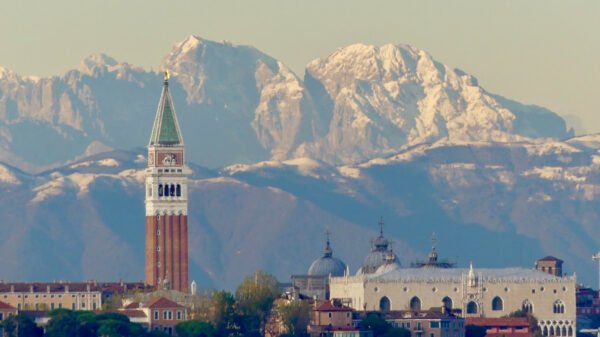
[375,248,401,274]
[357,217,398,275]
[307,232,348,277]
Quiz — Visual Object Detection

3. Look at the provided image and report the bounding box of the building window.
[158,184,163,197]
[553,300,565,314]
[154,310,159,320]
[522,299,533,314]
[442,296,453,310]
[430,322,440,328]
[379,296,391,312]
[410,296,421,311]
[51,303,55,310]
[93,302,97,310]
[58,303,62,309]
[176,184,181,197]
[72,303,76,310]
[492,297,504,311]
[466,301,478,314]
[177,311,182,320]
[328,312,332,318]
[0,313,4,320]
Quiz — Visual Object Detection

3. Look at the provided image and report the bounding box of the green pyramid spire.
[149,72,183,146]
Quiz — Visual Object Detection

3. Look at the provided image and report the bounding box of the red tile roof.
[537,256,563,263]
[466,317,530,327]
[315,301,353,312]
[0,301,16,310]
[124,302,141,309]
[145,297,183,309]
[120,309,147,318]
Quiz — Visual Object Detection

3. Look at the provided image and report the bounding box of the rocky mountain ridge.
[0,35,572,169]
[0,135,597,289]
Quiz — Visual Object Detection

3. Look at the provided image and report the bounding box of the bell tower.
[145,71,190,292]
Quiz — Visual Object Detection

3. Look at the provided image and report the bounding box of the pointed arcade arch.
[553,300,565,314]
[522,299,533,314]
[379,296,391,311]
[467,301,478,314]
[442,296,453,310]
[492,296,504,311]
[410,296,421,311]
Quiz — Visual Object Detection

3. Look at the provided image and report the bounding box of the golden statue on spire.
[163,70,170,82]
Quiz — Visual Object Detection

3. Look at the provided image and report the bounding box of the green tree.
[45,310,81,337]
[277,300,311,336]
[358,315,391,337]
[382,327,411,337]
[465,325,487,337]
[209,290,237,336]
[235,271,280,336]
[175,320,215,337]
[1,313,43,337]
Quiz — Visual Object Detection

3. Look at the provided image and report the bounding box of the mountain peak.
[79,53,119,74]
[178,35,204,54]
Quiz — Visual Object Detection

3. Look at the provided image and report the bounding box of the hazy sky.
[1,1,599,133]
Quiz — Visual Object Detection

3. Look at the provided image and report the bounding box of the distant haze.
[1,1,599,134]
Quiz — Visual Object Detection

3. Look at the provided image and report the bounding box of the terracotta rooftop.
[466,317,530,327]
[145,297,184,309]
[119,309,147,318]
[123,302,141,309]
[0,301,16,310]
[315,300,353,312]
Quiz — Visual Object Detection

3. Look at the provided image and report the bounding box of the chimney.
[46,285,50,293]
[65,285,69,293]
[10,285,14,293]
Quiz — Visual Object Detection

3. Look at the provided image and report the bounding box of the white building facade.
[330,265,576,337]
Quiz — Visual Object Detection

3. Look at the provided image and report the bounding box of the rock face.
[0,135,598,289]
[300,43,571,163]
[0,36,571,169]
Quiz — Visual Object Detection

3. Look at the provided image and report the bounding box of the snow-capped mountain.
[0,36,571,169]
[0,134,598,289]
[299,43,571,163]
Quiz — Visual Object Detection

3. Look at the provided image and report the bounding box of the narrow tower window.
[170,184,175,196]
[176,184,181,197]
[158,184,163,197]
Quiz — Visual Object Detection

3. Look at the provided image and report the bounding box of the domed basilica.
[292,218,576,337]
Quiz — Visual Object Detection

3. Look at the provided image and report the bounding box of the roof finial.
[431,232,437,250]
[324,228,333,257]
[163,70,170,85]
[378,216,384,237]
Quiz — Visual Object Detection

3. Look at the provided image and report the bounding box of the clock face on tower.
[162,153,177,166]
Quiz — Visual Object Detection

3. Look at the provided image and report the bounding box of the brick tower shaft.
[145,72,190,292]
